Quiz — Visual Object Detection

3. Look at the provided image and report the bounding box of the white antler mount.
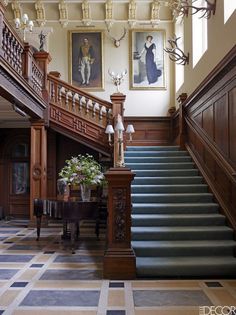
[106,26,127,48]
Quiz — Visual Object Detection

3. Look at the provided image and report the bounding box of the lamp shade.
[115,120,125,131]
[126,124,135,134]
[105,124,114,134]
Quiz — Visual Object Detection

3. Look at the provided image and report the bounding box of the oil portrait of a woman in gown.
[130,30,165,89]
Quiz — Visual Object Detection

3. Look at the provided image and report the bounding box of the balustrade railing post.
[177,92,188,149]
[33,51,52,100]
[22,43,33,82]
[104,167,136,279]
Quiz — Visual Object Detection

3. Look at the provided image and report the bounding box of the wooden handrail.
[185,116,236,184]
[48,74,112,109]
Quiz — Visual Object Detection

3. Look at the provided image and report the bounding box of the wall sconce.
[15,13,34,42]
[164,35,189,65]
[105,114,135,167]
[176,0,216,19]
[108,69,127,93]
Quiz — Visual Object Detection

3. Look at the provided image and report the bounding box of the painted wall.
[47,22,174,117]
[176,1,236,105]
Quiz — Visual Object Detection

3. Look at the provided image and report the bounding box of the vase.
[80,184,91,202]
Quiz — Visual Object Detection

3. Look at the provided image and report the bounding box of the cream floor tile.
[35,256,51,263]
[33,280,102,289]
[18,269,39,280]
[210,289,236,305]
[0,263,25,268]
[0,244,8,249]
[225,281,236,287]
[0,281,7,287]
[108,290,125,307]
[0,290,20,306]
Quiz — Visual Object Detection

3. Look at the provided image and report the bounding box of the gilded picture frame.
[68,30,104,91]
[130,29,166,90]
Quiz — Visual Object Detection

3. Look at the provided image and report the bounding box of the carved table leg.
[95,218,100,240]
[36,216,42,241]
[70,222,76,254]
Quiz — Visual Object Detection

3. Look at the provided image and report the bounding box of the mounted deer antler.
[164,35,189,65]
[106,26,127,48]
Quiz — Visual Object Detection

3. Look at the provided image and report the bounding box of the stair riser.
[132,185,208,194]
[134,170,199,176]
[133,246,235,257]
[136,263,236,277]
[131,217,225,226]
[131,230,233,241]
[132,194,213,203]
[132,205,219,214]
[126,146,180,151]
[126,163,195,170]
[133,177,204,185]
[125,157,192,163]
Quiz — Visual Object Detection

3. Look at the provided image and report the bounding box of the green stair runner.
[125,146,236,277]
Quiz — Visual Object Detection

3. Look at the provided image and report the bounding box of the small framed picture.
[68,30,104,91]
[130,29,166,90]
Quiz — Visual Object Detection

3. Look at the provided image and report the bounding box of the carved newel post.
[104,167,136,279]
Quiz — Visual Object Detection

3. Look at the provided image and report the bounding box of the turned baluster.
[92,100,96,118]
[78,95,82,112]
[85,97,89,115]
[71,92,76,112]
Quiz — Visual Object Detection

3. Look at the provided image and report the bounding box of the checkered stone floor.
[0,220,236,315]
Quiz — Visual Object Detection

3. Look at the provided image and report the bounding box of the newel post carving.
[104,167,136,279]
[177,92,188,149]
[110,93,126,167]
[30,120,47,221]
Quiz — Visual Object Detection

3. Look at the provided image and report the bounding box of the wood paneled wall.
[182,45,236,229]
[124,117,172,146]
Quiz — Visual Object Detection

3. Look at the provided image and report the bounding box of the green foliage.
[59,154,104,186]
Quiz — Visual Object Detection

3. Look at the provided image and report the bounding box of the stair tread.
[133,203,218,207]
[132,184,207,187]
[132,193,213,196]
[137,256,236,265]
[132,226,232,231]
[132,240,236,247]
[131,213,224,219]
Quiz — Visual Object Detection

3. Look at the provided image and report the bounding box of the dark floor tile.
[11,282,28,288]
[3,241,13,244]
[133,290,212,307]
[43,251,55,254]
[8,245,45,250]
[107,311,125,315]
[40,269,102,280]
[0,237,7,241]
[0,255,34,262]
[20,290,100,306]
[0,230,20,234]
[16,234,26,236]
[30,264,44,268]
[54,255,103,263]
[205,282,223,287]
[109,282,124,288]
[0,269,19,280]
[0,310,5,315]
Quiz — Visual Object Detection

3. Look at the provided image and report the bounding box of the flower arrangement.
[58,154,104,186]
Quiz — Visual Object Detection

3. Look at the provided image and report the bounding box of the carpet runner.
[125,146,236,277]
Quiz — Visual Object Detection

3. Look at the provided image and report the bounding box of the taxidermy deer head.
[106,27,127,48]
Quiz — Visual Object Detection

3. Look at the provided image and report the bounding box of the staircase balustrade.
[48,74,113,129]
[0,5,44,98]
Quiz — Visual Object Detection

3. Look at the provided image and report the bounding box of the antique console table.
[34,199,99,253]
